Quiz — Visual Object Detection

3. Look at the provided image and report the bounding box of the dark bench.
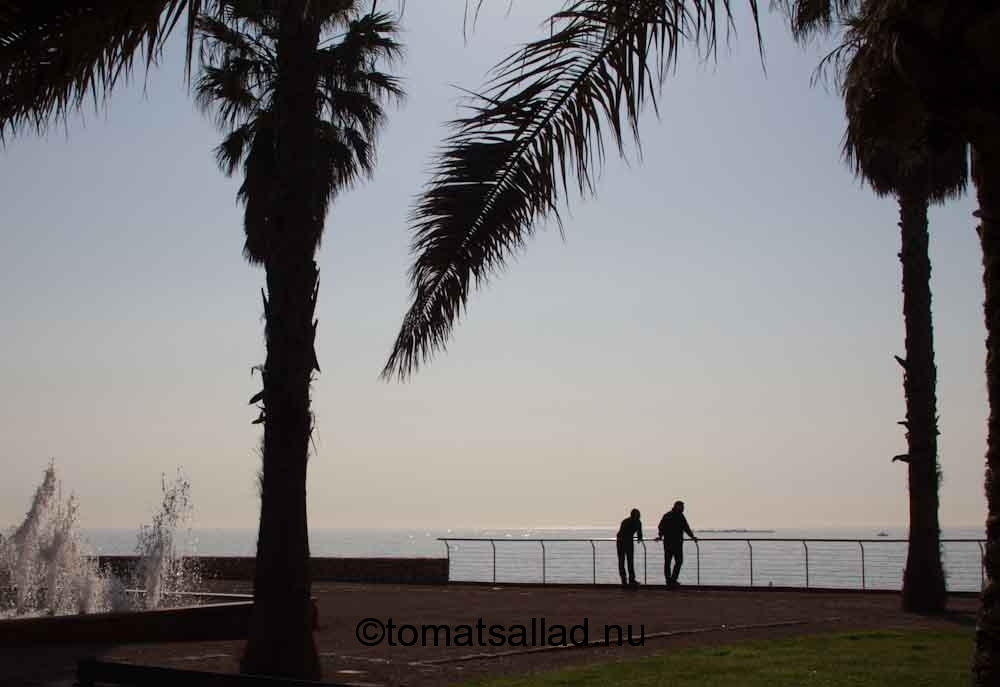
[76,658,353,687]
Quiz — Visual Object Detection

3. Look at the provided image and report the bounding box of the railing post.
[491,540,496,585]
[591,540,597,584]
[695,539,701,585]
[747,540,753,587]
[541,540,546,585]
[803,541,809,589]
[859,542,865,590]
[641,540,647,585]
[444,541,451,583]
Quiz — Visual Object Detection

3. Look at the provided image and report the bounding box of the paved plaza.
[0,584,978,686]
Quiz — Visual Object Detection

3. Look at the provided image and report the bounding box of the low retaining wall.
[0,600,255,646]
[97,556,449,584]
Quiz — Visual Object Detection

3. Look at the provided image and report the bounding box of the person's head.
[672,500,685,513]
[630,508,640,520]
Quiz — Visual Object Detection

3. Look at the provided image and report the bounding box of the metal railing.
[438,537,987,591]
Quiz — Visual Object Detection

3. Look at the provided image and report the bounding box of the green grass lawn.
[464,630,973,687]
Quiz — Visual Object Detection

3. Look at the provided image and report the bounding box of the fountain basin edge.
[0,596,254,646]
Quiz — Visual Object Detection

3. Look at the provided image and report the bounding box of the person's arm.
[636,521,643,542]
[683,516,696,541]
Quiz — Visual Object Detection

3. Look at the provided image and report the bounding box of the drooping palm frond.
[839,16,967,203]
[195,13,274,128]
[804,1,974,200]
[382,0,762,380]
[196,0,402,264]
[775,0,859,40]
[237,113,276,263]
[215,121,255,174]
[0,0,207,138]
[778,0,983,189]
[823,0,1000,140]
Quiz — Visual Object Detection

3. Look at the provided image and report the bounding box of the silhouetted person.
[656,500,696,588]
[616,508,643,588]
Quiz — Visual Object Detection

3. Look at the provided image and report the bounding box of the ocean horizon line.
[78,523,986,533]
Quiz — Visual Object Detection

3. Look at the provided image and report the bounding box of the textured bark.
[240,1,322,679]
[896,191,946,614]
[974,141,1000,687]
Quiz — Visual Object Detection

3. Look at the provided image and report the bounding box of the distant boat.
[876,531,889,537]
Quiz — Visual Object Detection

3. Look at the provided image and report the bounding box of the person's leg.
[616,539,627,585]
[670,547,684,584]
[662,543,671,584]
[626,545,637,584]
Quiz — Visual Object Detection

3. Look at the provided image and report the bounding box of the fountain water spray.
[132,470,200,609]
[1,464,199,618]
[0,464,116,616]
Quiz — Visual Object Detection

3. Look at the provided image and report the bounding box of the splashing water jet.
[132,470,199,609]
[1,464,198,618]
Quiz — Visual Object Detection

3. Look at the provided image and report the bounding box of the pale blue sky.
[0,2,987,531]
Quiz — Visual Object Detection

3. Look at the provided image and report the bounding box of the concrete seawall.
[97,556,449,584]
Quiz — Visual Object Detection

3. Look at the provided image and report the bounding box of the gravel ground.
[0,583,979,686]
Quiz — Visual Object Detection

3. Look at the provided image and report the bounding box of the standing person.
[656,501,697,588]
[616,508,643,588]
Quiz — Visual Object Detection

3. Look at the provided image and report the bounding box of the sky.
[0,2,988,532]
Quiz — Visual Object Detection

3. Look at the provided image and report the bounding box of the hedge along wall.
[96,556,449,584]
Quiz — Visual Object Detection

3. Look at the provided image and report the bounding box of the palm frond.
[317,10,404,114]
[219,0,280,30]
[382,0,760,380]
[334,10,405,63]
[195,63,262,128]
[195,13,275,128]
[775,0,859,41]
[214,121,255,175]
[838,15,967,203]
[827,0,1000,138]
[323,87,383,130]
[309,120,370,247]
[0,0,206,139]
[238,113,276,264]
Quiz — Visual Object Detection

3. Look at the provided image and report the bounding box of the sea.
[82,525,988,593]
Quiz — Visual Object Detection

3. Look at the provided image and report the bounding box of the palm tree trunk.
[240,1,322,679]
[973,141,1000,687]
[896,191,947,614]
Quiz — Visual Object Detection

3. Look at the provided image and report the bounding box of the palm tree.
[783,0,963,616]
[791,2,999,679]
[2,0,401,678]
[834,22,968,613]
[195,1,401,677]
[973,141,1000,687]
